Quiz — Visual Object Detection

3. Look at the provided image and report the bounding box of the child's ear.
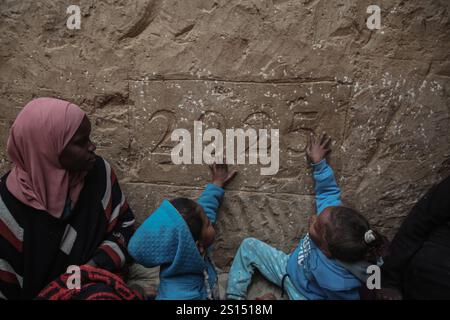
[196,241,206,255]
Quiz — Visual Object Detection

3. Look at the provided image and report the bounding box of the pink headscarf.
[6,98,87,218]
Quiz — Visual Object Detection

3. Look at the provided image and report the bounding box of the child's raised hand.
[210,163,237,188]
[306,133,332,164]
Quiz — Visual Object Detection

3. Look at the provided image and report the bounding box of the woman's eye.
[76,138,88,146]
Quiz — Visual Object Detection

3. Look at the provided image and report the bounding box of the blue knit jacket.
[128,184,224,300]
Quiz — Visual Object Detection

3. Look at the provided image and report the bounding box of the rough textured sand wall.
[0,0,449,269]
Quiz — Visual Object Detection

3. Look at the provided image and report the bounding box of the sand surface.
[1,0,449,297]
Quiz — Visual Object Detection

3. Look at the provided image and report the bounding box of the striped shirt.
[0,156,135,300]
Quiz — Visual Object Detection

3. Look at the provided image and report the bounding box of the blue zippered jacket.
[128,184,224,300]
[286,160,362,299]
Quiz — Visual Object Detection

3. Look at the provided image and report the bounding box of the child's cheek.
[205,227,216,248]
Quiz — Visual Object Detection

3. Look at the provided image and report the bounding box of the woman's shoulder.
[0,173,25,247]
[0,170,10,186]
[0,173,17,211]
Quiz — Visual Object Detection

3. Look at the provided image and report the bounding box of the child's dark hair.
[324,207,385,263]
[170,198,203,242]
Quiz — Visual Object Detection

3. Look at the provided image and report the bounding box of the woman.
[0,98,138,300]
[378,175,450,300]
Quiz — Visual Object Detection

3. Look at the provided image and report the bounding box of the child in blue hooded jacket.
[128,164,237,300]
[226,133,385,300]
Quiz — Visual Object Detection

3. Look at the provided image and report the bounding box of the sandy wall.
[1,0,449,269]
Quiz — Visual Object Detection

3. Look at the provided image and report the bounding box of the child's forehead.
[196,203,207,219]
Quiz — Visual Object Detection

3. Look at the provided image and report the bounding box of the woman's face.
[59,116,97,172]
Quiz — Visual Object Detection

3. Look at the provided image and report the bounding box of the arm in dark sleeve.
[0,198,24,300]
[91,168,136,272]
[381,176,450,289]
[0,254,22,300]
